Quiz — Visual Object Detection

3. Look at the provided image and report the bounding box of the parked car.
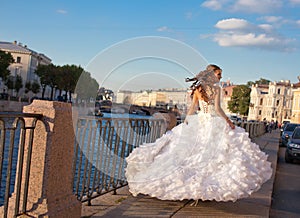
[280,120,291,137]
[229,115,242,125]
[285,126,300,163]
[280,123,300,147]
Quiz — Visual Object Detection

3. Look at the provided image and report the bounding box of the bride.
[125,64,272,203]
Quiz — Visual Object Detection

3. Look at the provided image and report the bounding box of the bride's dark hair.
[190,64,221,103]
[190,81,210,103]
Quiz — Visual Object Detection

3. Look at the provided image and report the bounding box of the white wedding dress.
[125,100,272,202]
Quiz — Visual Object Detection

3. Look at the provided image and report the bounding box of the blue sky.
[1,0,300,91]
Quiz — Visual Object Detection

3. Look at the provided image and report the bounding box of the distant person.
[275,120,278,129]
[172,104,181,117]
[125,64,272,206]
[268,120,274,133]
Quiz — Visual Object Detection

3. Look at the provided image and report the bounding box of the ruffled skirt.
[125,113,272,202]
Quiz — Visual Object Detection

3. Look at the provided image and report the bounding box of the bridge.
[110,103,173,116]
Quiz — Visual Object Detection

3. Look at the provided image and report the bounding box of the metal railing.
[0,112,43,218]
[0,109,267,216]
[72,116,165,205]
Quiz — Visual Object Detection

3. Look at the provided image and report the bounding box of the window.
[259,110,262,115]
[16,56,21,63]
[276,100,280,106]
[277,88,280,94]
[260,98,263,105]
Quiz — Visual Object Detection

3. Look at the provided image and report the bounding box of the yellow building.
[248,81,293,122]
[291,83,300,123]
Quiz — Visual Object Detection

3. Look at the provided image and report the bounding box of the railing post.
[11,100,81,217]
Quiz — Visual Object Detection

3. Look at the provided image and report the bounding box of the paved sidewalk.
[81,129,280,218]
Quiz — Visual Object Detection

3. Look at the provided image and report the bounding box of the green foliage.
[25,80,40,94]
[31,81,41,94]
[14,75,23,95]
[75,71,99,101]
[0,50,14,80]
[34,63,99,101]
[34,64,58,98]
[59,64,84,101]
[247,78,271,87]
[5,75,23,97]
[227,85,251,116]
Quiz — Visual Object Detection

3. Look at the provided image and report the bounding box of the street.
[270,146,300,218]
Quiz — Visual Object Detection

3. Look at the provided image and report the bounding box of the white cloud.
[258,24,273,32]
[215,18,252,30]
[157,26,172,32]
[202,0,284,14]
[290,0,300,5]
[259,16,283,23]
[212,18,296,52]
[201,0,224,10]
[231,0,283,13]
[56,9,67,14]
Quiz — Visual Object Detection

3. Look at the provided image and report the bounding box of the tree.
[14,75,23,96]
[247,78,271,87]
[5,75,23,97]
[0,50,14,80]
[34,64,59,99]
[75,71,99,102]
[31,80,41,94]
[227,85,251,116]
[59,65,83,101]
[25,80,40,96]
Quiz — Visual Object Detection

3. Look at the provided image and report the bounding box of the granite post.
[3,100,82,217]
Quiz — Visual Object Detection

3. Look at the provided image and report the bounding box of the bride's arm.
[214,87,235,129]
[184,92,199,124]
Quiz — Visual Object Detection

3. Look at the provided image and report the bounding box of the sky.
[1,0,300,92]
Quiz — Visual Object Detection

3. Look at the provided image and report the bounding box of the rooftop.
[0,41,51,61]
[0,41,32,54]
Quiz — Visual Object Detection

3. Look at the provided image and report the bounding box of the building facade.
[248,80,293,123]
[0,41,51,96]
[220,81,235,115]
[116,84,234,115]
[116,88,190,112]
[291,82,300,123]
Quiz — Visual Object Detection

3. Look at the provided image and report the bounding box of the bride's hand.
[229,121,235,129]
[226,118,235,129]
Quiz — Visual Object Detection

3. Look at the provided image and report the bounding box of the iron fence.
[0,112,43,218]
[72,117,165,205]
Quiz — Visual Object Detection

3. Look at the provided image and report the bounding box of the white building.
[116,88,189,112]
[248,80,293,122]
[116,84,236,115]
[0,41,51,96]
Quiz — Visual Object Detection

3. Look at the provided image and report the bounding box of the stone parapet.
[1,100,81,217]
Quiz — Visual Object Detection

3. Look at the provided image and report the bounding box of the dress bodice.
[199,100,215,114]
